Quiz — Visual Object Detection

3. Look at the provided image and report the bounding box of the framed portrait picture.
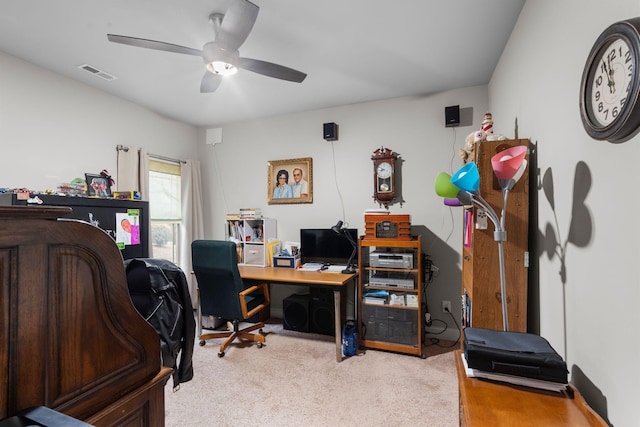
[85,173,112,198]
[267,157,313,204]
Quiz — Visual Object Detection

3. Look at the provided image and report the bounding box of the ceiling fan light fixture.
[207,61,238,76]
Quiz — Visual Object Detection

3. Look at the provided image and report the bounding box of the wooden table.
[239,265,357,362]
[455,350,606,426]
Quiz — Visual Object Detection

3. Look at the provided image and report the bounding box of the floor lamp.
[434,145,527,331]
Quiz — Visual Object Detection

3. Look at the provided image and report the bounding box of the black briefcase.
[463,327,568,384]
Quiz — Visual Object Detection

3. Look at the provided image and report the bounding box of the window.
[149,159,181,263]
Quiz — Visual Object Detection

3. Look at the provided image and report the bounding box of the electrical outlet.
[442,300,451,313]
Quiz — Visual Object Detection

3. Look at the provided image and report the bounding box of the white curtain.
[139,149,152,257]
[116,148,139,191]
[138,149,150,201]
[180,159,204,305]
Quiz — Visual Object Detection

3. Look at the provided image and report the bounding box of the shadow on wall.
[571,365,611,426]
[537,160,594,359]
[527,141,540,335]
[412,224,462,341]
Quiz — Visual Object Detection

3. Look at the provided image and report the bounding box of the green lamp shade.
[451,162,480,192]
[435,172,459,198]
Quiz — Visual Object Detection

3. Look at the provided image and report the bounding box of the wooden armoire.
[0,206,171,425]
[461,138,529,332]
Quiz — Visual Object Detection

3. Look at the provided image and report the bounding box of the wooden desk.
[239,265,357,362]
[455,350,606,426]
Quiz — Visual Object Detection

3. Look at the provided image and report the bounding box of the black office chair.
[191,240,270,357]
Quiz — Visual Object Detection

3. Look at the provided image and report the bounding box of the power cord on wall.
[441,126,459,245]
[329,140,347,224]
[422,253,440,328]
[425,306,461,348]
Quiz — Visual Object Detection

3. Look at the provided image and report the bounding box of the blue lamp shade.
[434,172,460,198]
[451,162,480,192]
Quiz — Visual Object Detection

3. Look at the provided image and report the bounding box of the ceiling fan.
[107,0,307,93]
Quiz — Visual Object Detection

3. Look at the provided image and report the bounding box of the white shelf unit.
[225,218,276,266]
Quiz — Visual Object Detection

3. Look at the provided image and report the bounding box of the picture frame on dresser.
[85,173,112,197]
[267,157,313,204]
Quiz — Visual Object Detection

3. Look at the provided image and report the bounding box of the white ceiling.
[0,0,525,128]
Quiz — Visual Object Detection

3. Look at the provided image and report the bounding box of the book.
[406,294,418,308]
[266,240,281,267]
[239,207,262,219]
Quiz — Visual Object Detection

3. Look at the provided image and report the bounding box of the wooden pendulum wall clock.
[371,147,398,209]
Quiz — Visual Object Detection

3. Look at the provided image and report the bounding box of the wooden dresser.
[0,206,171,425]
[455,350,606,426]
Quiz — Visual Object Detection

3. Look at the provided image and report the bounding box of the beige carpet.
[165,320,459,426]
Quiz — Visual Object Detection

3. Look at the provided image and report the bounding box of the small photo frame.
[85,173,112,197]
[267,157,313,204]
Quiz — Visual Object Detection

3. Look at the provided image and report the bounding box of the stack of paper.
[299,262,324,271]
[460,352,567,392]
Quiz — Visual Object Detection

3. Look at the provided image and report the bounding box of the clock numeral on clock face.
[580,18,640,141]
[590,37,634,127]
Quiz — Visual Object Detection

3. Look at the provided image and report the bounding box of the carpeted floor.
[165,320,459,426]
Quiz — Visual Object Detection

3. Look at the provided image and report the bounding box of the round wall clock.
[371,147,398,208]
[580,17,640,142]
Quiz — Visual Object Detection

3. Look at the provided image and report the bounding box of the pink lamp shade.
[512,159,527,184]
[435,172,460,198]
[491,145,527,181]
[451,162,480,192]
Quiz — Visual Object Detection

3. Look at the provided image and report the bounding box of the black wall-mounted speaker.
[283,294,310,332]
[310,287,335,336]
[445,105,460,127]
[323,122,338,141]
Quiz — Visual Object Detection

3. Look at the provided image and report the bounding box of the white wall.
[490,0,639,425]
[0,51,199,190]
[196,86,490,337]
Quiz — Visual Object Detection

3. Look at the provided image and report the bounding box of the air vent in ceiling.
[78,64,116,81]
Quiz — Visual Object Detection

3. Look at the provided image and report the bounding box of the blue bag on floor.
[342,321,358,357]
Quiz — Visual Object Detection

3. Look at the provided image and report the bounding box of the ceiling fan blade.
[107,34,202,56]
[237,57,307,83]
[216,0,259,52]
[200,71,222,93]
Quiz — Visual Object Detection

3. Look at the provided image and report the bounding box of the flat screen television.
[299,228,358,265]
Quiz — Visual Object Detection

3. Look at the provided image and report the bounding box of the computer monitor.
[299,228,358,265]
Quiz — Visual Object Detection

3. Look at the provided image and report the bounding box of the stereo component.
[310,287,334,336]
[368,274,414,289]
[283,294,310,332]
[364,213,411,240]
[370,252,414,269]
